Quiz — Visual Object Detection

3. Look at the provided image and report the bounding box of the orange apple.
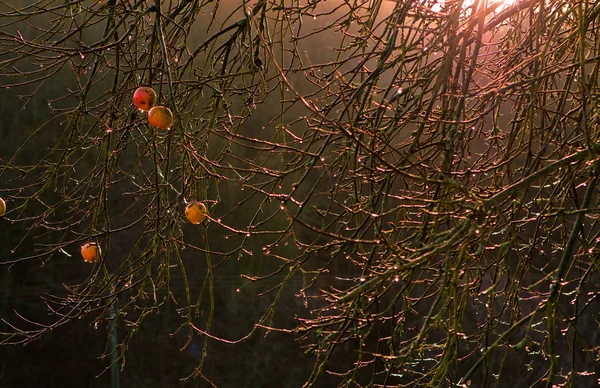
[0,198,5,217]
[81,242,101,263]
[148,106,174,129]
[185,202,208,224]
[133,86,157,112]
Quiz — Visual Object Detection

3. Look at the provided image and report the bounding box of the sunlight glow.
[430,0,519,15]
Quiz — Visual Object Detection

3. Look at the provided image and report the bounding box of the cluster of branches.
[1,0,600,386]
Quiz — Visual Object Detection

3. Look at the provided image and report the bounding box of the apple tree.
[1,0,600,386]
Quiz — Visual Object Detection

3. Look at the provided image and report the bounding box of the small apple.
[148,106,174,130]
[133,86,157,112]
[81,242,101,263]
[0,198,5,217]
[185,202,208,224]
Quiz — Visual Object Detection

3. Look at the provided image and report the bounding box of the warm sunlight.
[430,0,520,15]
[491,0,520,12]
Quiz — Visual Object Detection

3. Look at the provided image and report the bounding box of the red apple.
[133,86,157,112]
